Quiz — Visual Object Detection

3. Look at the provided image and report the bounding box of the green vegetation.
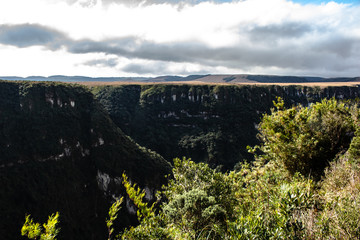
[257,97,357,179]
[107,198,123,240]
[114,158,313,239]
[113,98,360,239]
[23,97,360,239]
[22,212,60,240]
[93,84,360,170]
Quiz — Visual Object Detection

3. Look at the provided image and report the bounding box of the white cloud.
[0,0,359,77]
[0,44,123,77]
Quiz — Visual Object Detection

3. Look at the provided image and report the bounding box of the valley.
[1,79,360,239]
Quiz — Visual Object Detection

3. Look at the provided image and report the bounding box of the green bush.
[119,158,237,239]
[258,97,357,178]
[228,156,316,240]
[162,158,236,239]
[316,150,360,239]
[22,148,360,239]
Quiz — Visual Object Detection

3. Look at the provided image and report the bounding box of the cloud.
[83,57,119,67]
[0,24,68,49]
[0,0,359,77]
[0,24,360,74]
[68,37,138,55]
[103,0,193,6]
[68,35,360,73]
[311,36,359,58]
[1,22,359,77]
[248,22,314,43]
[122,61,213,75]
[122,62,167,74]
[63,0,223,7]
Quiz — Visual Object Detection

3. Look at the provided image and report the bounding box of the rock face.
[93,84,360,170]
[0,81,171,240]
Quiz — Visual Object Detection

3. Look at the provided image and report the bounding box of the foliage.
[228,155,316,240]
[20,112,360,239]
[162,157,237,239]
[112,116,360,240]
[315,150,360,239]
[118,158,237,239]
[93,84,360,171]
[258,97,357,178]
[107,198,123,240]
[21,212,60,240]
[122,173,156,221]
[119,157,315,239]
[120,172,169,240]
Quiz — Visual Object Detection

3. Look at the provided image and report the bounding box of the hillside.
[92,84,360,170]
[0,81,171,240]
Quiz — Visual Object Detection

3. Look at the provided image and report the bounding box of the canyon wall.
[93,84,360,170]
[0,81,171,240]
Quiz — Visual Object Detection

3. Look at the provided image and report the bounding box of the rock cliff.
[93,84,360,170]
[0,81,171,240]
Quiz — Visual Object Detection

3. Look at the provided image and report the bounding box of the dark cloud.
[68,37,138,55]
[248,22,313,44]
[0,23,359,77]
[77,37,359,74]
[83,58,118,67]
[0,24,68,49]
[311,36,358,58]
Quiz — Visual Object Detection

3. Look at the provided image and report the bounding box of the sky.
[0,0,359,78]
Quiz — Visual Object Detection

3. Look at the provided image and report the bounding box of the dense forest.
[92,84,360,170]
[1,80,360,239]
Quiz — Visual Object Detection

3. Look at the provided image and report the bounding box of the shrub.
[228,158,315,240]
[162,157,236,239]
[316,151,360,239]
[119,158,237,239]
[258,97,356,178]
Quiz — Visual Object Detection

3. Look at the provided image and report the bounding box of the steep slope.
[93,84,360,170]
[0,81,171,240]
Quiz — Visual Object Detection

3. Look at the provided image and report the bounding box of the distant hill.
[1,74,359,84]
[0,75,148,82]
[183,74,360,84]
